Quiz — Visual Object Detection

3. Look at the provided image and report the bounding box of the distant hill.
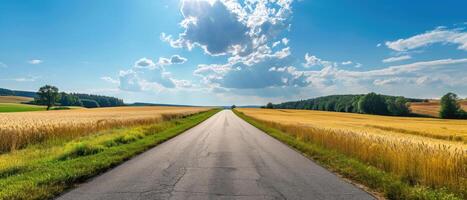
[0,88,37,98]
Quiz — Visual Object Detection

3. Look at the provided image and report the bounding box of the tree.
[59,92,83,107]
[386,97,410,116]
[37,85,60,110]
[440,92,461,119]
[266,102,274,109]
[358,92,388,115]
[231,105,236,109]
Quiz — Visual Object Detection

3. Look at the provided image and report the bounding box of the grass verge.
[233,109,463,200]
[0,109,220,200]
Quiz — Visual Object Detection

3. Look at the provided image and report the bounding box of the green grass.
[0,103,46,112]
[0,103,84,113]
[233,109,462,200]
[0,109,220,200]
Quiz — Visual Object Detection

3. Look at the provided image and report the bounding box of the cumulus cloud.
[116,57,194,92]
[118,69,142,91]
[135,57,156,68]
[28,59,43,64]
[162,0,293,56]
[382,55,412,63]
[303,53,335,68]
[194,51,308,89]
[170,55,187,64]
[341,61,352,65]
[303,58,467,90]
[385,26,467,52]
[135,55,188,70]
[158,0,300,94]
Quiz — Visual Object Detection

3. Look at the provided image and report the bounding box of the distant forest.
[0,88,37,98]
[271,93,426,116]
[0,88,124,108]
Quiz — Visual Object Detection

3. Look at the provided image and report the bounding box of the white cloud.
[170,55,188,64]
[28,59,43,65]
[117,57,193,92]
[135,57,156,68]
[162,0,293,56]
[341,61,352,65]
[354,63,362,68]
[382,55,412,63]
[376,43,382,47]
[272,41,281,47]
[135,55,188,70]
[0,62,7,68]
[303,53,335,68]
[385,26,467,52]
[303,53,320,67]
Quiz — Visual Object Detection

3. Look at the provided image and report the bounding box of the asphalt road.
[57,110,375,200]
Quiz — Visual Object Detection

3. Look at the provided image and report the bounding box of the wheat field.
[410,100,467,117]
[0,106,208,152]
[237,108,467,196]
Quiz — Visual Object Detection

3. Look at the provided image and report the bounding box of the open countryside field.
[410,100,467,117]
[0,106,209,152]
[0,96,33,103]
[0,109,219,199]
[236,108,467,198]
[0,103,46,113]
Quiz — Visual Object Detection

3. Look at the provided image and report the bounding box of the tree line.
[269,93,419,116]
[32,85,124,109]
[0,88,37,98]
[267,92,466,119]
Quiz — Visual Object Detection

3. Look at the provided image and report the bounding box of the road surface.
[57,110,374,200]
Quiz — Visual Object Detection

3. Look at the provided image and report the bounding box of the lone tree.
[440,92,461,119]
[266,102,274,109]
[231,105,236,109]
[37,85,60,110]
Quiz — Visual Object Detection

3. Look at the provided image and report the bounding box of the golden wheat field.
[237,108,467,196]
[410,100,467,117]
[0,106,208,152]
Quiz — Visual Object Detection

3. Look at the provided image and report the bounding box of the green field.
[0,103,85,113]
[0,103,46,112]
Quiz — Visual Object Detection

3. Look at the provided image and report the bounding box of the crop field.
[410,100,467,117]
[236,108,467,197]
[0,106,208,152]
[0,96,33,103]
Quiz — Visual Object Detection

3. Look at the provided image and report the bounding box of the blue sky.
[1,0,466,106]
